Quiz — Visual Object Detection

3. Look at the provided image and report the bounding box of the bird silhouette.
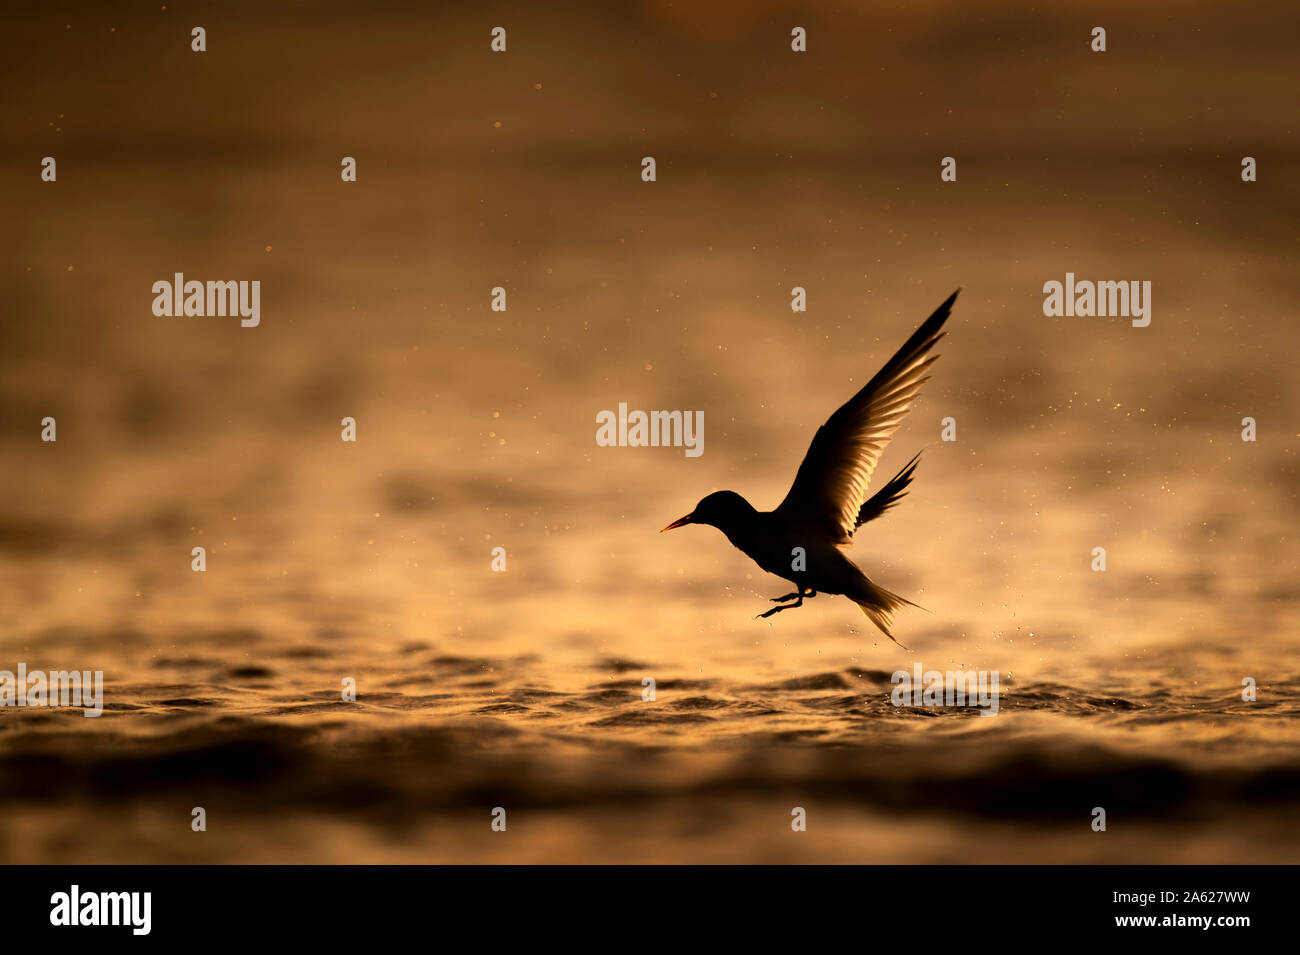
[662,290,958,647]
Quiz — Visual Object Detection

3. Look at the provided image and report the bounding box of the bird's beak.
[661,513,695,532]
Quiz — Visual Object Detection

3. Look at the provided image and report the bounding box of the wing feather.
[854,450,923,529]
[774,291,958,542]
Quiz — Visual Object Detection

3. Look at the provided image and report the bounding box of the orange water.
[2,1,1297,862]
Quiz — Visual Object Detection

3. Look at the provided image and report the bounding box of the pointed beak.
[661,513,695,532]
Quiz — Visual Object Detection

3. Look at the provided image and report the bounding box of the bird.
[661,290,958,647]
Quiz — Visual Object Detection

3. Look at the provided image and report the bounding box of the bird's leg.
[757,587,812,618]
[769,587,817,603]
[757,600,798,619]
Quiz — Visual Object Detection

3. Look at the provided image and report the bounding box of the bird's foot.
[757,595,804,619]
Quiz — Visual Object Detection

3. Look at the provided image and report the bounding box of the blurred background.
[1,0,1297,862]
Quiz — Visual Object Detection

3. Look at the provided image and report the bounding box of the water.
[2,1,1297,863]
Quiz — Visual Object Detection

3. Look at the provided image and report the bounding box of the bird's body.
[697,496,866,596]
[662,291,959,646]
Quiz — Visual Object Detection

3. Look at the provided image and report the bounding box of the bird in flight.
[662,290,958,647]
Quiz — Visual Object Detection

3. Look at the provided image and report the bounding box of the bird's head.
[661,490,754,534]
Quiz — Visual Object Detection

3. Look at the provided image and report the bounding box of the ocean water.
[1,1,1297,863]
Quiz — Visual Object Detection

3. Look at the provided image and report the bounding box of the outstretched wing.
[854,450,922,530]
[774,290,957,543]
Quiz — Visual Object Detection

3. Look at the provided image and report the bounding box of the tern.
[662,290,958,646]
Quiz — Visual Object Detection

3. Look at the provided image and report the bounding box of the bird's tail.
[851,577,921,651]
